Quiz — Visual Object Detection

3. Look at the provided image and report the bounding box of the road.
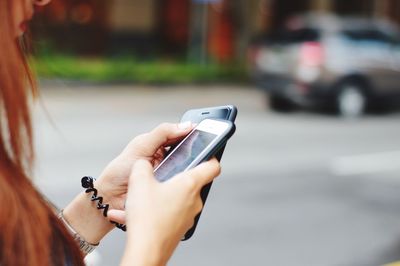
[33,82,400,266]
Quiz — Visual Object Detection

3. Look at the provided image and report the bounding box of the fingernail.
[178,121,192,130]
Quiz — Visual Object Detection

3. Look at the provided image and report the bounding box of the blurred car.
[248,13,400,117]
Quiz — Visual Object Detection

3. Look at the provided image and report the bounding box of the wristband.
[81,176,127,232]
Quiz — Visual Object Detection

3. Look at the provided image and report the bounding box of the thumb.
[130,159,156,185]
[175,158,221,189]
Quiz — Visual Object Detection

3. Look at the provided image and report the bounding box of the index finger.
[141,122,193,154]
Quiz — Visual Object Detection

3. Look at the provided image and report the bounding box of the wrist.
[121,239,168,266]
[58,210,99,255]
[121,223,180,266]
[63,191,115,244]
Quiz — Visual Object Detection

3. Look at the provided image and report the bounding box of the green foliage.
[31,55,247,84]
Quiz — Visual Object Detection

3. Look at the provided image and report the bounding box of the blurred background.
[31,0,400,265]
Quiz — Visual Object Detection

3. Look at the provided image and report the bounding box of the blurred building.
[32,0,400,62]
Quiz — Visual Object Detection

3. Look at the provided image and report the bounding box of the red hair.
[0,1,84,265]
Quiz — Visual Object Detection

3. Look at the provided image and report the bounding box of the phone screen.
[154,129,217,182]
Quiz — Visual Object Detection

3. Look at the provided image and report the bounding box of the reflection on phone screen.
[154,130,216,182]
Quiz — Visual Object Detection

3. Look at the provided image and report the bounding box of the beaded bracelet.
[81,176,127,232]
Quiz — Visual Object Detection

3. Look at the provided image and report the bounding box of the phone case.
[180,105,237,240]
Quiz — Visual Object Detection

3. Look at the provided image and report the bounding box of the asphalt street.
[33,82,400,266]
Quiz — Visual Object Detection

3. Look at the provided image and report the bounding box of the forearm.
[63,189,114,244]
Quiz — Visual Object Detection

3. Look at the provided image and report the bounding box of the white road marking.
[331,150,400,176]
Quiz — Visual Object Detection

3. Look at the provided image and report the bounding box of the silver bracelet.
[58,210,99,255]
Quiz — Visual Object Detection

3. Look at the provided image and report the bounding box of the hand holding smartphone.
[156,105,237,240]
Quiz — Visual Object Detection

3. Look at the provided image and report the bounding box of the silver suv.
[248,13,400,117]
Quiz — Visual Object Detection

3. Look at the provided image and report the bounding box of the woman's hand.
[95,122,193,210]
[110,159,221,266]
[62,123,192,245]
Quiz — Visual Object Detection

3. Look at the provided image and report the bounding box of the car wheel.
[336,83,367,118]
[269,94,295,112]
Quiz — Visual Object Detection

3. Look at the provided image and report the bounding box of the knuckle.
[184,177,197,190]
[213,161,222,176]
[186,218,195,230]
[194,200,203,214]
[133,159,147,169]
[132,133,148,144]
[156,122,171,133]
[206,160,221,178]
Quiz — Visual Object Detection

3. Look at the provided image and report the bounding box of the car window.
[341,29,398,45]
[256,28,320,45]
[285,28,320,43]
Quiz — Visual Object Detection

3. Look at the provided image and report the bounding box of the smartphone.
[154,119,235,182]
[178,105,237,240]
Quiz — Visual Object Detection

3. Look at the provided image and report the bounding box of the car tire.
[336,83,367,118]
[269,94,295,112]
